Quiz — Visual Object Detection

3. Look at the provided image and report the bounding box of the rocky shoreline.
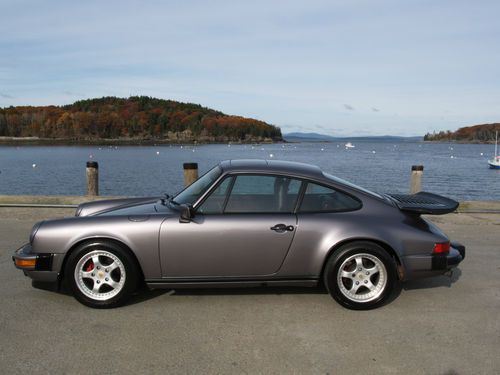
[0,135,279,146]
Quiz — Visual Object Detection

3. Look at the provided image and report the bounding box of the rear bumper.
[433,241,465,269]
[402,241,465,280]
[12,244,59,283]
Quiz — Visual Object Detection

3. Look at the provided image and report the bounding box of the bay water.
[0,141,498,201]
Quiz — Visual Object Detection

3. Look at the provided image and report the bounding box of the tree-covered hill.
[424,123,500,143]
[0,96,282,143]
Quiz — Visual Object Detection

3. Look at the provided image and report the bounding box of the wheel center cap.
[98,271,105,279]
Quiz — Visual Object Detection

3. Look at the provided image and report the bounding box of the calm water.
[0,142,499,200]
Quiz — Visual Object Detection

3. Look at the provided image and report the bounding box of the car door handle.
[270,224,294,232]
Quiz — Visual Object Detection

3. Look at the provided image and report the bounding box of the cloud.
[1,0,499,136]
[63,91,85,97]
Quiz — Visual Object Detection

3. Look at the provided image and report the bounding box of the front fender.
[31,215,168,279]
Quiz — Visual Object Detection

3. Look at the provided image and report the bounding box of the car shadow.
[126,288,171,305]
[33,269,462,308]
[402,268,462,290]
[370,268,463,309]
[168,286,329,296]
[32,280,328,307]
[33,281,174,306]
[125,285,329,306]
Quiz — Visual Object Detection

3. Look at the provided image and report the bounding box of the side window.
[225,175,301,213]
[197,177,233,214]
[299,182,361,212]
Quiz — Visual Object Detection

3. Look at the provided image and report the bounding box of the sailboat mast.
[495,131,498,158]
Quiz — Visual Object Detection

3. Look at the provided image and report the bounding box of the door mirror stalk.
[179,204,194,223]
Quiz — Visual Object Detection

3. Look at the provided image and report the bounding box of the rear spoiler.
[387,192,459,215]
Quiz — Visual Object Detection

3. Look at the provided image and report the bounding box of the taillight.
[433,242,450,255]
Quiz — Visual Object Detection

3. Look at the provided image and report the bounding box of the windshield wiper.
[161,193,174,206]
[169,199,179,206]
[166,194,180,206]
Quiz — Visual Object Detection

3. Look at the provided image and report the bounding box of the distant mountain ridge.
[283,132,422,142]
[283,132,337,141]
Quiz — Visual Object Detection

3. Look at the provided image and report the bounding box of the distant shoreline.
[422,140,497,144]
[0,136,495,146]
[0,137,279,146]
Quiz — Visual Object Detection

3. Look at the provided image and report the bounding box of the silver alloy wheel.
[74,250,126,301]
[337,252,387,303]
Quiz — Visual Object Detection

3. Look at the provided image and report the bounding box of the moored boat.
[488,131,500,169]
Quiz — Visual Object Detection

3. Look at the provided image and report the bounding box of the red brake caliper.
[85,259,94,272]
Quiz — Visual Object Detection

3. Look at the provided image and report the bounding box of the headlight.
[29,221,43,244]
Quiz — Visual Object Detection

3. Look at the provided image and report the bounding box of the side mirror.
[179,204,194,223]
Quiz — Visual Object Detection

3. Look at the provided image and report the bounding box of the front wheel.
[65,241,138,308]
[324,241,397,310]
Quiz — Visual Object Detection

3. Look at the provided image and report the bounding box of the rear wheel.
[65,241,139,308]
[324,241,397,310]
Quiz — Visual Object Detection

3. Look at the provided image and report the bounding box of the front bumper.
[402,241,466,280]
[12,244,59,282]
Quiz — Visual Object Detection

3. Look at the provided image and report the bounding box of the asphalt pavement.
[0,207,499,374]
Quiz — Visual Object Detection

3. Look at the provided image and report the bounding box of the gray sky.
[1,0,499,136]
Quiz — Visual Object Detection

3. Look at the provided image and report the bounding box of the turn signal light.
[15,258,36,268]
[433,242,450,255]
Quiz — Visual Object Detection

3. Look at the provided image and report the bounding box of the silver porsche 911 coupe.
[13,159,465,310]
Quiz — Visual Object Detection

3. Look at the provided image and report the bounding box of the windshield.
[323,172,383,199]
[173,166,222,205]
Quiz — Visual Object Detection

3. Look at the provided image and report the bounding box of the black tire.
[323,241,397,310]
[65,241,139,308]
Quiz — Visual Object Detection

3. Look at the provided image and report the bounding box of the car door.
[159,174,302,277]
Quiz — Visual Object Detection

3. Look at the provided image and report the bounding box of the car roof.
[219,159,324,180]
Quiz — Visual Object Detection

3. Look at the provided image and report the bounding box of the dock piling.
[410,165,423,194]
[183,163,198,186]
[86,161,99,196]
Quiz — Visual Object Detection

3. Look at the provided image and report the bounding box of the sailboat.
[488,131,500,169]
[345,142,355,149]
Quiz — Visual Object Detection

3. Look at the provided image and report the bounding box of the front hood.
[76,197,163,217]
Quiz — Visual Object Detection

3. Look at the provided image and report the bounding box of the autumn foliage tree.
[424,123,500,142]
[0,96,282,142]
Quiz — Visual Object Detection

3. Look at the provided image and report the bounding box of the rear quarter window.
[299,182,361,213]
